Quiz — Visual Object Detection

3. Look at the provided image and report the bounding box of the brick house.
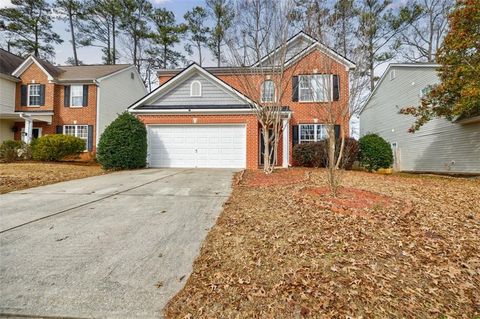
[128,32,355,169]
[0,50,146,152]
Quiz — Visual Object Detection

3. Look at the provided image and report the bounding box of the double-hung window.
[261,80,275,102]
[28,84,41,106]
[299,124,327,143]
[299,74,331,102]
[70,85,84,107]
[64,125,88,150]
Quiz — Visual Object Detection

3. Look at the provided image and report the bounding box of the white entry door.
[147,125,246,168]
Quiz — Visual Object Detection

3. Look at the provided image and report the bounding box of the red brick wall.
[14,63,98,152]
[138,114,260,169]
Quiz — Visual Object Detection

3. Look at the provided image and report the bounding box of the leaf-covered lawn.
[165,169,480,318]
[0,162,105,194]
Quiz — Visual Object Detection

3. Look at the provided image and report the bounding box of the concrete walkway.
[0,168,236,318]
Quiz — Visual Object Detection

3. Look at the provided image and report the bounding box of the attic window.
[190,81,202,97]
[389,69,396,80]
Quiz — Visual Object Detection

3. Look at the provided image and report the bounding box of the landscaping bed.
[0,162,105,194]
[165,168,480,318]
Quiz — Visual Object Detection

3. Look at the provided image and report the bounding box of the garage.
[147,124,246,168]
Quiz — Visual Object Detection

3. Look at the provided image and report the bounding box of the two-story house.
[0,50,147,151]
[128,32,355,169]
[359,63,480,174]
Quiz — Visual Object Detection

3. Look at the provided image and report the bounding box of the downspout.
[95,80,101,148]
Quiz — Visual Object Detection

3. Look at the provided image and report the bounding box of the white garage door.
[147,125,246,168]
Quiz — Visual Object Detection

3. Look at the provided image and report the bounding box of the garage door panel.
[148,125,246,168]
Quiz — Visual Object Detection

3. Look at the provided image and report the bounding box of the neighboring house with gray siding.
[359,63,480,174]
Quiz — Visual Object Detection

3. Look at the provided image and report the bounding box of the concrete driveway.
[0,168,236,318]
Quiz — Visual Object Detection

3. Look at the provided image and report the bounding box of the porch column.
[282,118,290,168]
[23,118,33,144]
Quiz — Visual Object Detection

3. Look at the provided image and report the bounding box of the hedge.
[32,134,85,161]
[0,140,30,162]
[358,133,393,171]
[293,137,359,169]
[96,112,147,170]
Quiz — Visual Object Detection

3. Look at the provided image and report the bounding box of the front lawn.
[0,162,105,194]
[165,169,480,318]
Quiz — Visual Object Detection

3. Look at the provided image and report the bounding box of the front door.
[32,128,41,139]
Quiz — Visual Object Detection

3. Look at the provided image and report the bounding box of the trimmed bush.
[293,142,326,167]
[293,138,359,169]
[0,140,29,162]
[32,134,85,161]
[97,112,147,170]
[358,133,393,171]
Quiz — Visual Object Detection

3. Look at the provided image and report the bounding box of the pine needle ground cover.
[165,169,480,318]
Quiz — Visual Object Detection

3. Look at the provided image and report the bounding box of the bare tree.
[396,0,453,62]
[226,0,298,174]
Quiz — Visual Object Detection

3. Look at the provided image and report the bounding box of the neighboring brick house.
[0,51,147,152]
[129,32,355,169]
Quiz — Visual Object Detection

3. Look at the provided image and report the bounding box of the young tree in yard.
[226,0,298,174]
[119,0,153,69]
[150,8,187,69]
[400,0,480,131]
[206,0,234,67]
[184,6,210,66]
[55,0,85,65]
[79,0,122,64]
[396,0,453,62]
[0,0,62,59]
[356,0,422,91]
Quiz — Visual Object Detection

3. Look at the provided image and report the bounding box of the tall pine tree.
[206,0,234,67]
[184,6,210,66]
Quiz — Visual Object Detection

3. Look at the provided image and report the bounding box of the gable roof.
[0,49,25,77]
[129,63,257,112]
[252,31,355,69]
[359,63,441,115]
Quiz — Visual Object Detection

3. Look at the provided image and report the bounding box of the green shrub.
[97,112,147,170]
[358,133,393,171]
[32,134,85,161]
[293,138,359,169]
[0,140,28,162]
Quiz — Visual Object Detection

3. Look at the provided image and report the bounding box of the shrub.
[32,134,85,161]
[293,138,359,169]
[358,133,393,171]
[0,140,27,162]
[293,142,325,167]
[97,112,147,170]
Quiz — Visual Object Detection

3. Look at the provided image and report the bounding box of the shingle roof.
[0,49,24,76]
[56,64,131,81]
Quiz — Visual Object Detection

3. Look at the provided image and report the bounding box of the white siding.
[97,68,147,144]
[0,77,16,114]
[360,66,480,174]
[0,119,15,142]
[151,73,245,106]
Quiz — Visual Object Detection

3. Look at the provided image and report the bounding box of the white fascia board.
[358,63,441,115]
[128,63,257,111]
[12,56,55,81]
[129,108,254,114]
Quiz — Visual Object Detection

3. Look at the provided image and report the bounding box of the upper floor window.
[299,74,331,102]
[190,80,202,97]
[261,80,275,103]
[28,84,41,106]
[70,85,84,107]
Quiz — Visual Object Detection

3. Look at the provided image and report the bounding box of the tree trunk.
[34,24,39,57]
[217,37,221,67]
[198,43,202,66]
[112,16,116,64]
[262,126,272,174]
[69,8,79,66]
[327,124,337,196]
[335,127,346,169]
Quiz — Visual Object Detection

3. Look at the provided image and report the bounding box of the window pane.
[191,82,201,96]
[70,85,83,106]
[316,124,327,140]
[72,96,83,106]
[64,125,75,136]
[300,124,315,142]
[261,80,275,102]
[29,84,40,106]
[77,125,88,139]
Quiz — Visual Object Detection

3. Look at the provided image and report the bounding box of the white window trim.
[298,74,333,103]
[190,80,202,97]
[63,124,89,151]
[70,85,84,108]
[27,84,41,107]
[260,80,276,103]
[299,124,328,143]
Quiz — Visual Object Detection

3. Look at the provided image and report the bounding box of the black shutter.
[40,84,46,106]
[64,86,70,107]
[56,125,63,134]
[292,76,299,102]
[82,85,89,106]
[333,74,340,101]
[21,85,28,106]
[292,125,299,146]
[87,125,93,151]
[334,125,340,140]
